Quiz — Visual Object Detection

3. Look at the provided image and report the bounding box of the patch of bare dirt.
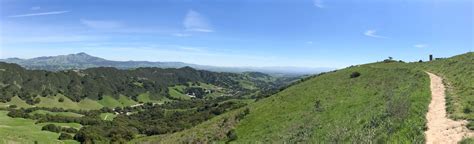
[425,72,473,144]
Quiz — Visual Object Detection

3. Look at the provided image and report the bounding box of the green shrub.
[58,97,64,102]
[350,72,361,78]
[8,105,17,109]
[42,124,60,133]
[467,121,474,130]
[58,133,73,140]
[227,129,238,141]
[460,138,474,144]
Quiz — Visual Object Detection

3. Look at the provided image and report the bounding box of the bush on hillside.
[227,129,238,141]
[58,97,64,102]
[468,122,474,130]
[58,133,73,140]
[314,100,323,112]
[42,124,61,133]
[350,72,361,78]
[8,105,17,109]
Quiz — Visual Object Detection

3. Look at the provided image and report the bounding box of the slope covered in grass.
[36,122,83,130]
[417,52,473,121]
[0,95,104,110]
[0,111,79,144]
[30,110,84,117]
[416,53,474,142]
[134,64,431,143]
[0,96,32,108]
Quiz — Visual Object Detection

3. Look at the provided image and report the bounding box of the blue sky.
[0,0,472,68]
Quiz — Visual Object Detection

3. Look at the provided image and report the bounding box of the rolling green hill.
[134,60,431,143]
[0,111,79,144]
[134,52,473,143]
[417,53,473,121]
[0,53,471,143]
[0,62,285,108]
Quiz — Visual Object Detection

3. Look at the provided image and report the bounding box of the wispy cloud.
[414,44,428,48]
[8,10,69,18]
[3,35,104,43]
[306,41,313,44]
[183,10,214,32]
[313,0,324,8]
[364,30,388,38]
[177,46,203,52]
[80,19,122,29]
[31,6,41,10]
[173,33,192,37]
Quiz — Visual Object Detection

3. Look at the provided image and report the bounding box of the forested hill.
[0,62,283,103]
[0,53,332,74]
[0,53,195,71]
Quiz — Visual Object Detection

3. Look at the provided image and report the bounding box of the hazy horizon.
[1,0,472,68]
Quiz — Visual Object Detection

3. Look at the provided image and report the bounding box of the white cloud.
[364,30,388,38]
[414,44,428,48]
[80,19,122,29]
[306,41,313,44]
[8,11,69,18]
[3,35,104,43]
[183,10,214,32]
[313,0,324,8]
[31,6,41,10]
[177,46,203,52]
[173,33,192,37]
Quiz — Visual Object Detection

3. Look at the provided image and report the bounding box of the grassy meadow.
[135,62,432,143]
[0,111,79,144]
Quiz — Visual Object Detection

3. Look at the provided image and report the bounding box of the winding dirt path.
[425,72,473,144]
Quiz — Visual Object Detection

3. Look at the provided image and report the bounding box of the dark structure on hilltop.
[429,54,433,61]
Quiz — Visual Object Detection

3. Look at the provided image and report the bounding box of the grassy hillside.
[135,63,431,143]
[0,53,470,143]
[30,110,84,117]
[417,53,473,121]
[0,111,79,144]
[417,53,474,141]
[0,95,104,110]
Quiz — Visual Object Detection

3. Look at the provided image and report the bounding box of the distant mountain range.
[0,53,334,75]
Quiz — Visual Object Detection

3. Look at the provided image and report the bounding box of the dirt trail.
[425,72,473,144]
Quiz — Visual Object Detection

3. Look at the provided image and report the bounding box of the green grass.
[238,80,257,90]
[98,95,123,108]
[416,53,473,122]
[76,98,104,110]
[133,64,431,143]
[118,95,138,106]
[1,95,104,110]
[137,92,153,103]
[30,110,84,117]
[100,113,117,121]
[98,94,144,107]
[36,122,83,130]
[233,66,430,143]
[36,95,83,110]
[137,92,170,104]
[460,138,474,144]
[37,96,104,110]
[0,96,32,108]
[0,110,79,144]
[168,86,191,100]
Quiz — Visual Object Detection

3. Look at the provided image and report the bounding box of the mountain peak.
[72,52,91,57]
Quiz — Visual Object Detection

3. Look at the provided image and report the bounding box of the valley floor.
[425,72,473,144]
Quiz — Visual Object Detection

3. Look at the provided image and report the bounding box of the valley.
[1,0,472,143]
[0,52,471,143]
